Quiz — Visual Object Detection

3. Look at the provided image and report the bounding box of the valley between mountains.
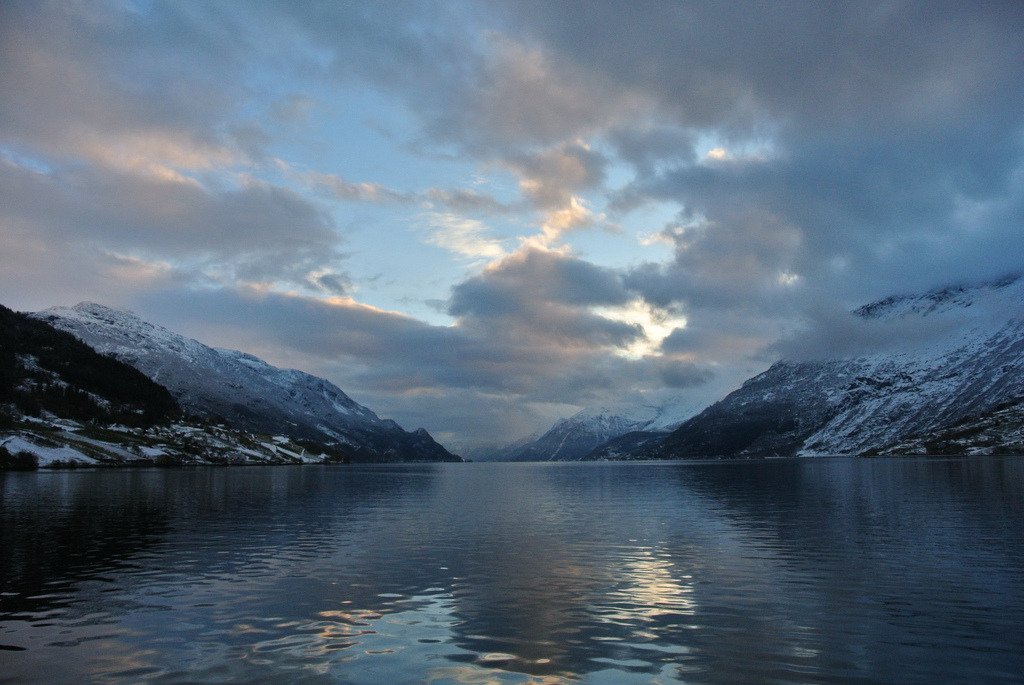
[486,274,1024,461]
[3,274,1024,468]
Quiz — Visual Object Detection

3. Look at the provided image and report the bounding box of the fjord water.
[1,460,1023,684]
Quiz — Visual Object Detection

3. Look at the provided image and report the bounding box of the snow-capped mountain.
[642,274,1024,459]
[1,302,345,468]
[499,400,701,461]
[34,303,459,462]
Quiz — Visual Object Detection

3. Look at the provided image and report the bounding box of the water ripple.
[1,459,1023,683]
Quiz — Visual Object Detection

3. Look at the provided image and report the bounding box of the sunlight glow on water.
[1,458,1023,683]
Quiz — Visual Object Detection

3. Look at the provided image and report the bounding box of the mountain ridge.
[638,274,1024,459]
[1,303,346,468]
[494,400,701,461]
[33,302,459,462]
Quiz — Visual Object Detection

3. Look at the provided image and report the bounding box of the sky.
[1,1,1023,453]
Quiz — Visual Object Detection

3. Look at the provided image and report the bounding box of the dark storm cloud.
[768,304,970,361]
[449,247,641,347]
[495,1,1024,272]
[497,1,1024,134]
[656,361,715,390]
[623,205,804,313]
[450,247,632,313]
[606,125,698,178]
[612,130,1024,367]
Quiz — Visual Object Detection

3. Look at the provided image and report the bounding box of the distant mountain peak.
[495,397,703,461]
[72,300,129,312]
[50,302,165,337]
[854,272,1023,320]
[64,301,148,321]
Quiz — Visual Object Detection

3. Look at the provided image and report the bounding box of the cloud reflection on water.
[1,459,1023,683]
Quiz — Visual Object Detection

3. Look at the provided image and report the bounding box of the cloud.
[296,166,514,216]
[506,141,607,209]
[0,1,255,171]
[620,126,1024,318]
[537,197,599,243]
[421,32,649,151]
[498,141,614,243]
[0,156,345,292]
[423,213,507,261]
[271,94,317,123]
[498,2,1024,133]
[450,246,631,315]
[133,285,576,396]
[655,361,715,390]
[308,271,353,297]
[624,206,804,315]
[591,299,687,359]
[606,125,697,178]
[301,170,415,204]
[767,308,949,362]
[120,242,723,447]
[4,0,1024,448]
[471,0,1024,340]
[424,187,511,214]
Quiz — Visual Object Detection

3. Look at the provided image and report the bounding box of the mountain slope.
[582,431,671,460]
[645,275,1024,459]
[500,401,698,461]
[501,408,654,461]
[34,303,459,462]
[0,304,340,468]
[0,303,178,426]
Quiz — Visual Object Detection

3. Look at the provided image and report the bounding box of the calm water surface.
[1,458,1023,684]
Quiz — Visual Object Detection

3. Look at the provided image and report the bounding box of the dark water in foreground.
[1,459,1023,684]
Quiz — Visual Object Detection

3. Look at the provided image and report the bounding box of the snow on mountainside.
[499,399,702,461]
[500,407,655,461]
[645,274,1024,459]
[2,419,345,468]
[34,303,459,462]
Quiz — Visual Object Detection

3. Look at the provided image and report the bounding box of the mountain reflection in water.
[2,458,1023,683]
